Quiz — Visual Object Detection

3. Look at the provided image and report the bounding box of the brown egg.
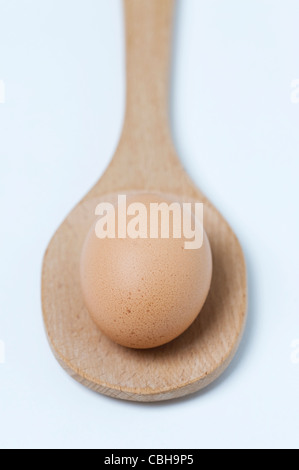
[80,193,212,349]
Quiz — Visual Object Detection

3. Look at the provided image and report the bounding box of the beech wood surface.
[42,0,247,402]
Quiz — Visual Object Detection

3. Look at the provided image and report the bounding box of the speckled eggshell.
[80,193,212,349]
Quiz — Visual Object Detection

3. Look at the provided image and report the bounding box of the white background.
[0,0,299,449]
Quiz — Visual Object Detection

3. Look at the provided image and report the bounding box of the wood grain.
[42,0,247,402]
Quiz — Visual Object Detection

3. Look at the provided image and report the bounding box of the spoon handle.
[90,0,199,198]
[122,0,174,141]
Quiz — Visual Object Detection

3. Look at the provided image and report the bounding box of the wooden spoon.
[42,0,247,402]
